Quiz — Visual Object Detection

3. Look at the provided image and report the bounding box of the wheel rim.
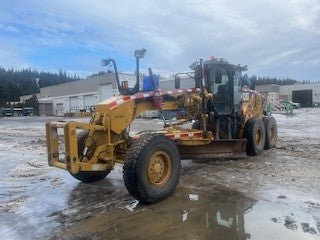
[147,151,172,187]
[255,128,263,146]
[270,126,275,141]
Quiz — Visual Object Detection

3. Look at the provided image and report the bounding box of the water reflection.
[54,184,320,240]
[55,186,256,240]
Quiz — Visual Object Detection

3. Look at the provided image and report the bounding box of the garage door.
[83,94,96,111]
[69,96,79,113]
[53,98,66,116]
[292,89,313,108]
[100,84,113,101]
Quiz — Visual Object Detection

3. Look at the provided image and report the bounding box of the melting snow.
[189,194,199,201]
[182,210,188,222]
[124,200,139,212]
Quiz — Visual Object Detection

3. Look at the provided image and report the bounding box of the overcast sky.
[0,0,319,80]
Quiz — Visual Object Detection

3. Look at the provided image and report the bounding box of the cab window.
[209,68,233,114]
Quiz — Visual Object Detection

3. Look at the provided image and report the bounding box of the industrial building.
[255,83,320,107]
[20,73,136,116]
[278,83,320,107]
[255,84,280,95]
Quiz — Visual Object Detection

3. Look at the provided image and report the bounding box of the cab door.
[208,67,234,115]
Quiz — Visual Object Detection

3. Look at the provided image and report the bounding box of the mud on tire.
[244,119,266,156]
[123,133,181,204]
[69,131,110,183]
[263,116,277,149]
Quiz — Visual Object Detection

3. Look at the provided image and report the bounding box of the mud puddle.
[49,187,320,240]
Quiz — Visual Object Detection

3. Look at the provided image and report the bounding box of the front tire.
[244,119,266,156]
[69,131,110,183]
[123,133,181,204]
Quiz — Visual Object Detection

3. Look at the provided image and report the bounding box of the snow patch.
[182,210,188,222]
[188,194,199,201]
[124,200,139,212]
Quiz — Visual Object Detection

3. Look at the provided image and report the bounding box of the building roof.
[38,74,116,98]
[255,84,280,93]
[20,73,136,102]
[38,97,54,104]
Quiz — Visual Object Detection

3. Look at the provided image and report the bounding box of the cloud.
[0,41,33,69]
[259,49,304,65]
[0,0,319,80]
[0,24,19,33]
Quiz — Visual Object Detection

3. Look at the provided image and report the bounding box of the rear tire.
[263,116,277,149]
[123,133,181,204]
[244,119,266,156]
[69,131,110,183]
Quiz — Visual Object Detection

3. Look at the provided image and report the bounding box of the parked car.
[23,107,34,116]
[289,101,301,109]
[1,108,13,117]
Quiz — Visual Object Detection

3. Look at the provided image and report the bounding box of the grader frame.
[46,87,247,175]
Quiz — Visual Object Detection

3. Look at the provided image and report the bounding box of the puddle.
[49,187,320,240]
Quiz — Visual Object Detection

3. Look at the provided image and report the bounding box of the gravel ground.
[0,109,320,240]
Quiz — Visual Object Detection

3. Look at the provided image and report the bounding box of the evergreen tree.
[0,67,80,102]
[24,94,39,115]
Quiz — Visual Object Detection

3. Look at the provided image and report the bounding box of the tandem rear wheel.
[244,119,266,156]
[123,133,181,204]
[263,116,278,149]
[244,117,278,156]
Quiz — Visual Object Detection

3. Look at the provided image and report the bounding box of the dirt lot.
[1,109,320,240]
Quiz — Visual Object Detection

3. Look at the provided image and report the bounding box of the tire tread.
[123,133,180,203]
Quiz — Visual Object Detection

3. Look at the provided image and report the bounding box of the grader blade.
[178,139,247,160]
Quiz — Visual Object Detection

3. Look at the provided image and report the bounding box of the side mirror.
[174,76,180,89]
[134,49,146,59]
[101,59,110,66]
[189,62,198,70]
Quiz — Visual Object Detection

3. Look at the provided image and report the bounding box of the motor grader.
[46,49,277,203]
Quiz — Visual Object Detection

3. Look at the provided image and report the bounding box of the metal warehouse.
[20,73,136,116]
[255,82,320,107]
[279,83,320,107]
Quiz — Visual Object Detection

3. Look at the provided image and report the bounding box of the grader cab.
[46,50,277,203]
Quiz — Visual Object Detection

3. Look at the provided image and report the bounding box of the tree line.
[0,67,79,103]
[249,75,301,86]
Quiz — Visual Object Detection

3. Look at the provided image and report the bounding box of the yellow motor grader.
[46,49,277,203]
